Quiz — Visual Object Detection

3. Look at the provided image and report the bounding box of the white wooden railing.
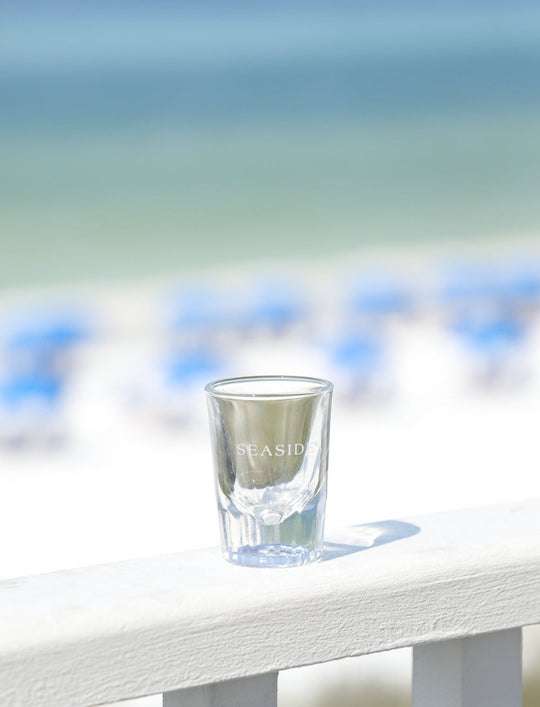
[0,500,538,707]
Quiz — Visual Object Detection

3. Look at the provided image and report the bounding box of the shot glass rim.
[205,374,333,400]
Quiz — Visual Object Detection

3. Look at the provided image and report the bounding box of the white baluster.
[412,628,522,707]
[163,673,278,707]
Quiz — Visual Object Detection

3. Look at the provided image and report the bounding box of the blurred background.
[1,1,540,705]
[3,0,540,286]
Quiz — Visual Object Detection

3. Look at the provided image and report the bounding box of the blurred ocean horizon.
[2,3,540,288]
[2,8,540,706]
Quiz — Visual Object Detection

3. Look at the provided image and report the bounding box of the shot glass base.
[226,543,321,568]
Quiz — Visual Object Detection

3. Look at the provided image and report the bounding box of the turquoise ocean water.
[1,4,540,288]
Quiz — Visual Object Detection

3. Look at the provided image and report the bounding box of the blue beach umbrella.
[162,349,224,388]
[451,313,525,355]
[1,305,91,374]
[0,374,64,410]
[235,281,307,333]
[349,275,413,318]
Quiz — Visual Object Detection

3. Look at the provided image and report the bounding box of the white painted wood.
[163,674,278,707]
[412,629,522,707]
[0,501,538,707]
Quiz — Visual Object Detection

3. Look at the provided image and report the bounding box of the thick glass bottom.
[226,543,321,568]
[218,488,327,568]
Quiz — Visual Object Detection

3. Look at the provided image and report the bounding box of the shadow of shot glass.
[322,520,421,562]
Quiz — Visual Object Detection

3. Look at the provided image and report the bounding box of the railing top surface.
[0,500,539,707]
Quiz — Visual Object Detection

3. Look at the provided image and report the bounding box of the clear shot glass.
[205,375,333,568]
